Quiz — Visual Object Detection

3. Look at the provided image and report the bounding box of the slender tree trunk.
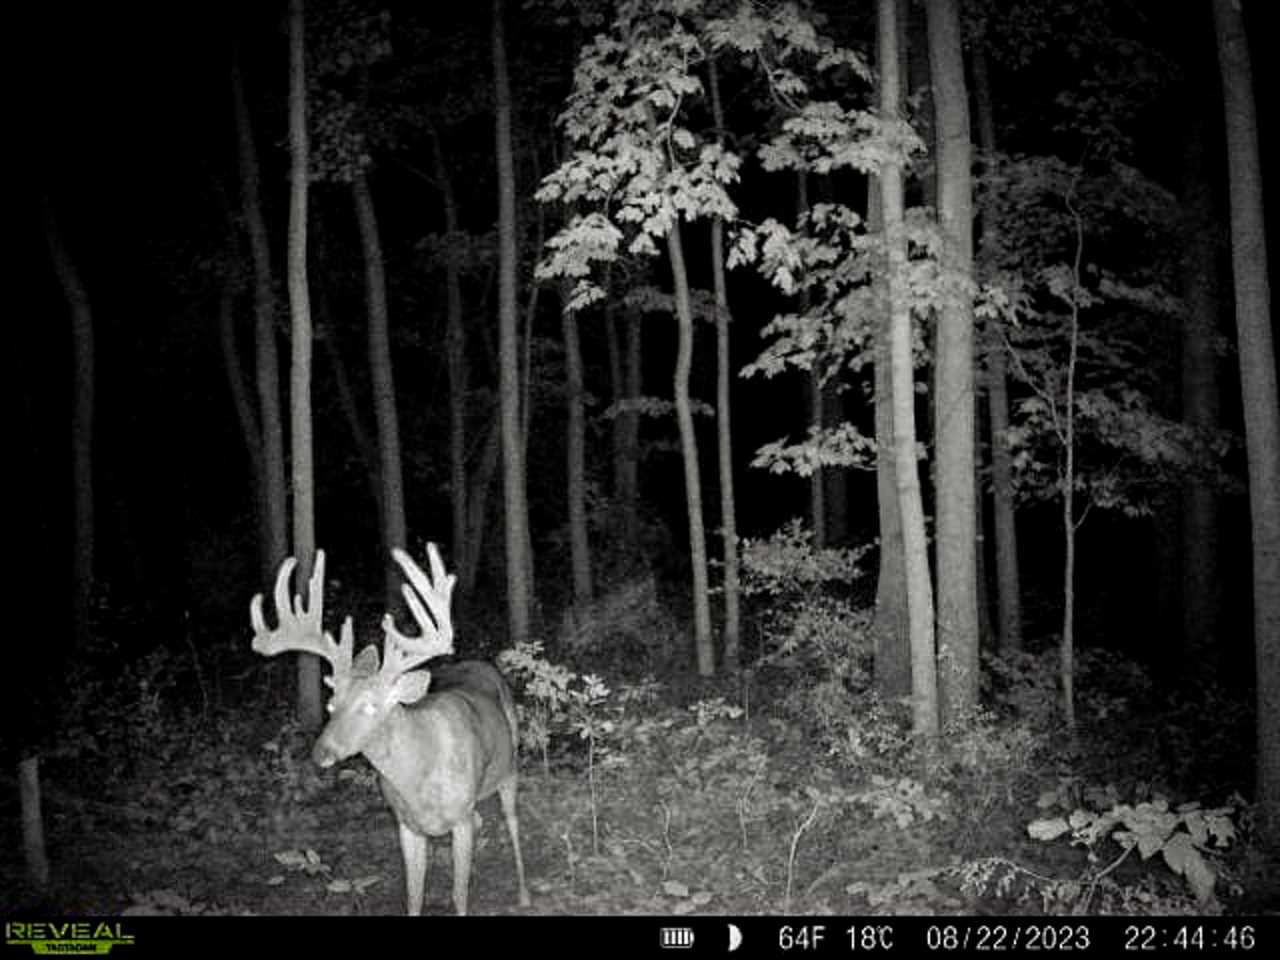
[604,284,626,495]
[667,218,715,676]
[429,128,470,572]
[974,403,993,648]
[971,45,1023,654]
[823,387,849,543]
[880,0,937,739]
[621,305,642,545]
[492,0,532,644]
[927,0,978,724]
[353,171,407,605]
[797,172,826,546]
[288,0,321,728]
[1061,188,1084,738]
[463,408,502,593]
[986,334,1021,652]
[708,59,740,668]
[19,755,49,888]
[967,48,1018,660]
[871,0,912,699]
[1179,102,1222,665]
[520,195,542,599]
[561,285,593,605]
[43,200,94,654]
[232,43,288,589]
[1211,0,1280,852]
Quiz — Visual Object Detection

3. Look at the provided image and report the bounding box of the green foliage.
[978,154,1237,517]
[498,640,619,773]
[737,205,944,477]
[1028,791,1239,909]
[536,0,876,312]
[739,519,868,595]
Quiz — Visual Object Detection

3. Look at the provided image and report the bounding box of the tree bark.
[1211,0,1280,852]
[667,217,715,677]
[288,0,321,728]
[971,45,1022,654]
[798,172,827,547]
[561,285,593,605]
[43,200,94,654]
[19,756,48,888]
[881,0,937,739]
[463,407,502,593]
[232,43,289,589]
[353,170,408,606]
[927,0,979,722]
[871,0,912,700]
[492,0,533,644]
[621,305,642,544]
[708,58,740,669]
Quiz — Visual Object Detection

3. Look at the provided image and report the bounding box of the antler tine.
[250,551,351,678]
[381,544,456,665]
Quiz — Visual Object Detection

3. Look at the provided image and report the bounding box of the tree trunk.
[19,756,48,888]
[621,305,642,545]
[797,172,826,547]
[604,281,626,495]
[871,0,912,700]
[927,0,979,724]
[561,285,593,605]
[971,45,1022,654]
[288,0,321,728]
[1060,188,1084,739]
[232,43,289,590]
[1179,101,1222,665]
[353,171,408,606]
[974,404,993,649]
[1211,0,1280,852]
[667,218,715,677]
[708,59,740,669]
[429,128,470,574]
[881,0,937,739]
[492,0,532,644]
[43,200,94,654]
[463,407,502,593]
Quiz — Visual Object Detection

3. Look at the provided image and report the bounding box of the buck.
[250,545,531,915]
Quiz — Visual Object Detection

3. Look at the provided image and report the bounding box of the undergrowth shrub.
[739,521,885,764]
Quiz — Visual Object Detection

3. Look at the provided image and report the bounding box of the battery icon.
[661,927,695,949]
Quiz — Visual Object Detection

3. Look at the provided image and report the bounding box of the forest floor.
[2,586,1280,926]
[3,627,1279,917]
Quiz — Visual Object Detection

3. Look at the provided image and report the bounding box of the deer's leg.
[450,816,475,916]
[398,821,429,916]
[498,775,531,907]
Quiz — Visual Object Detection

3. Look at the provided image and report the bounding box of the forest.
[6,0,1279,922]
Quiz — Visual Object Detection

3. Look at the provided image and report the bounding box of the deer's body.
[252,549,530,915]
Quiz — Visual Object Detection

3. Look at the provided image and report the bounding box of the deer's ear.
[393,669,432,705]
[353,644,381,677]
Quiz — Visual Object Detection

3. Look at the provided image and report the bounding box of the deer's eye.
[361,700,377,716]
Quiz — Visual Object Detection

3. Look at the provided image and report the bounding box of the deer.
[250,544,531,916]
